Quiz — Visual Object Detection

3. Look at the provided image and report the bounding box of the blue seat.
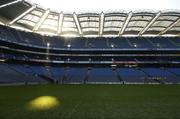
[87,37,108,48]
[20,31,45,46]
[149,37,176,48]
[88,68,119,83]
[108,37,132,49]
[128,37,154,48]
[44,36,65,48]
[64,37,86,48]
[117,68,145,83]
[0,63,47,83]
[63,68,87,83]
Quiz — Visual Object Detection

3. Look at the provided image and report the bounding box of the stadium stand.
[0,63,48,84]
[117,68,145,83]
[108,37,132,49]
[87,68,120,83]
[0,14,180,84]
[128,37,154,48]
[62,68,87,83]
[65,37,87,48]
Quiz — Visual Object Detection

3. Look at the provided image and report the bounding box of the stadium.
[0,0,180,118]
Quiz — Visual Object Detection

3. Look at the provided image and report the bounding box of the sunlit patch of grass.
[27,96,60,111]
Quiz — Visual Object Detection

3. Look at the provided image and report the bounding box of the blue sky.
[30,0,180,12]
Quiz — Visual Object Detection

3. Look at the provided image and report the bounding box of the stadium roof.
[0,0,180,37]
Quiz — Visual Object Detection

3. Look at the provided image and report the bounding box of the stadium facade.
[0,0,180,84]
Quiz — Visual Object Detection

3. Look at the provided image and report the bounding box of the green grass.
[0,84,180,119]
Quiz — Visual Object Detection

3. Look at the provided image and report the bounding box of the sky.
[30,0,180,12]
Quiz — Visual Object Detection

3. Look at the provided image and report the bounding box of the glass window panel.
[131,16,153,21]
[152,21,172,27]
[128,21,148,27]
[104,21,123,27]
[170,27,180,31]
[31,10,43,16]
[83,28,98,32]
[40,25,57,31]
[81,22,99,27]
[105,16,126,21]
[62,27,78,32]
[48,14,58,20]
[158,16,179,21]
[104,28,120,31]
[175,22,180,27]
[148,27,165,31]
[63,22,76,28]
[22,14,40,22]
[17,20,36,26]
[79,16,99,21]
[125,27,142,31]
[63,17,74,21]
[43,19,58,26]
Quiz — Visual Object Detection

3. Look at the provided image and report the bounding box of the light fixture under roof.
[1,0,180,37]
[47,42,50,47]
[111,44,114,48]
[67,44,71,48]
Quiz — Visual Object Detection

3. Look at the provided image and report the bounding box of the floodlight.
[67,44,71,48]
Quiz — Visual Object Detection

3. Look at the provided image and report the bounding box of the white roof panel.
[0,3,179,37]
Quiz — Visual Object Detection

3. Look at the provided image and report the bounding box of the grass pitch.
[0,84,180,119]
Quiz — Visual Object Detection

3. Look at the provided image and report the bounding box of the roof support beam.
[139,12,161,35]
[119,11,132,36]
[73,12,83,36]
[0,21,5,25]
[33,9,50,31]
[8,5,36,25]
[57,12,64,35]
[99,12,104,36]
[0,0,22,9]
[177,33,180,36]
[158,18,180,35]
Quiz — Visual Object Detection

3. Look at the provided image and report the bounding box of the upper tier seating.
[65,37,87,48]
[169,37,180,47]
[149,37,176,48]
[44,36,65,48]
[87,37,109,48]
[19,31,46,46]
[127,37,154,48]
[0,25,180,50]
[108,37,132,49]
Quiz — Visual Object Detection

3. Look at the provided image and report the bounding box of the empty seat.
[141,68,169,83]
[0,63,47,84]
[108,37,132,48]
[169,37,180,47]
[88,68,119,83]
[117,68,145,83]
[65,37,86,48]
[149,37,176,48]
[44,36,65,48]
[87,37,108,48]
[63,68,87,83]
[20,31,45,46]
[128,37,154,48]
[48,67,64,82]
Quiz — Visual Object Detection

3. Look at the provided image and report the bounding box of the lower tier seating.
[0,63,180,84]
